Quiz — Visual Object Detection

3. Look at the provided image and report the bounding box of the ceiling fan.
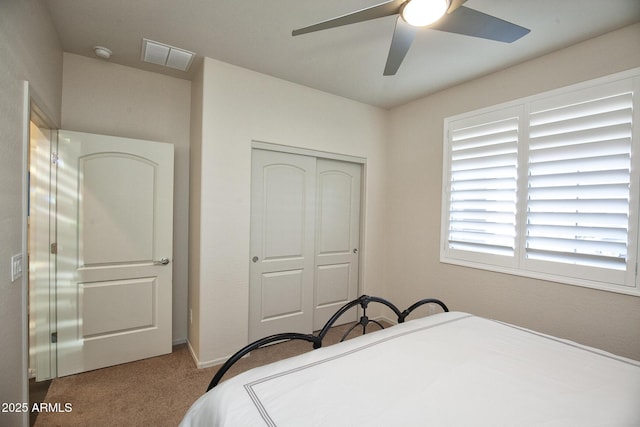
[292,0,530,76]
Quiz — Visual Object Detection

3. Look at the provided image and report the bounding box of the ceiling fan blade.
[431,5,530,43]
[447,0,468,14]
[292,0,405,36]
[383,16,418,76]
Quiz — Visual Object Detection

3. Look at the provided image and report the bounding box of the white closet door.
[249,150,316,341]
[313,159,361,330]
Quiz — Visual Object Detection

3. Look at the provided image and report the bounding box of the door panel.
[80,278,156,337]
[249,150,316,341]
[261,270,304,319]
[314,160,361,330]
[316,264,351,304]
[317,171,353,253]
[263,164,308,259]
[80,154,155,264]
[56,130,174,376]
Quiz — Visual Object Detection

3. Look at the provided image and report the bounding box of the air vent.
[141,38,195,72]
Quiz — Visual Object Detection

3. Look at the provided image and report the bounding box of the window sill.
[440,256,640,297]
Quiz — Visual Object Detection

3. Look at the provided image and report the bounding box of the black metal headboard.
[206,295,448,391]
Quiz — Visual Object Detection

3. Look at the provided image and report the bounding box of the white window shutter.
[526,91,633,280]
[442,70,640,294]
[445,110,520,261]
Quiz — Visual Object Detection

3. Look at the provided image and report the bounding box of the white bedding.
[180,312,640,427]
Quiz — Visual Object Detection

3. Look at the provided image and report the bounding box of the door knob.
[154,257,170,265]
[252,256,259,263]
[353,248,358,254]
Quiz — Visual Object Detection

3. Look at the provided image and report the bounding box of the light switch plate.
[11,253,23,282]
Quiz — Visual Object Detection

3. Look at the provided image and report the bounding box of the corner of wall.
[187,59,205,358]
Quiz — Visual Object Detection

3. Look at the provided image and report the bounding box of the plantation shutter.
[443,72,639,294]
[526,90,633,276]
[446,111,519,259]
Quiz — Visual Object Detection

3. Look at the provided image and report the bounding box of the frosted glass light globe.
[401,0,450,27]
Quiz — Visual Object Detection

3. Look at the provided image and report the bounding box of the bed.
[181,295,640,427]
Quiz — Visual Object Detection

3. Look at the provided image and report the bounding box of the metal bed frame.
[206,295,448,391]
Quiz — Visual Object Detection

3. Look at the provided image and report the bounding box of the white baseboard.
[186,340,232,369]
[381,315,398,325]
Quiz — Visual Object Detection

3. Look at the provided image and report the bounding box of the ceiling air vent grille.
[141,38,195,72]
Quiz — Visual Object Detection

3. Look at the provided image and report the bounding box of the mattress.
[180,312,640,426]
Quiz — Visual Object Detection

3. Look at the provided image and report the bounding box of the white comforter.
[180,312,640,426]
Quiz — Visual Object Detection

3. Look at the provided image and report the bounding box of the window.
[441,70,640,295]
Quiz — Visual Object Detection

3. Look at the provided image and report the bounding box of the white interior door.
[56,130,174,376]
[313,159,361,330]
[249,150,316,341]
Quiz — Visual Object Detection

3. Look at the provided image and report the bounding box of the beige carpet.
[35,321,383,427]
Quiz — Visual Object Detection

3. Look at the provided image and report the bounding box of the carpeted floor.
[34,321,383,426]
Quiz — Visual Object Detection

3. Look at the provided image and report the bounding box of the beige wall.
[189,58,388,365]
[385,23,640,360]
[61,53,192,343]
[0,0,62,425]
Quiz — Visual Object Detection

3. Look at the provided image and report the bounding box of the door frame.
[24,81,60,385]
[22,81,60,427]
[28,106,58,381]
[250,140,367,327]
[252,141,367,166]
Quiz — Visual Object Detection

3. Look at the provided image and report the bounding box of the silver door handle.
[252,256,259,263]
[154,257,170,265]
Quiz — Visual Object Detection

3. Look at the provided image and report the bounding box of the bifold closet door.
[249,150,362,341]
[249,150,317,341]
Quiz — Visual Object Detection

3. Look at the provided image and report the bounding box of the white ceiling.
[46,0,640,109]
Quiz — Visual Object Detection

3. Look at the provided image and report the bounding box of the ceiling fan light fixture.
[401,0,450,27]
